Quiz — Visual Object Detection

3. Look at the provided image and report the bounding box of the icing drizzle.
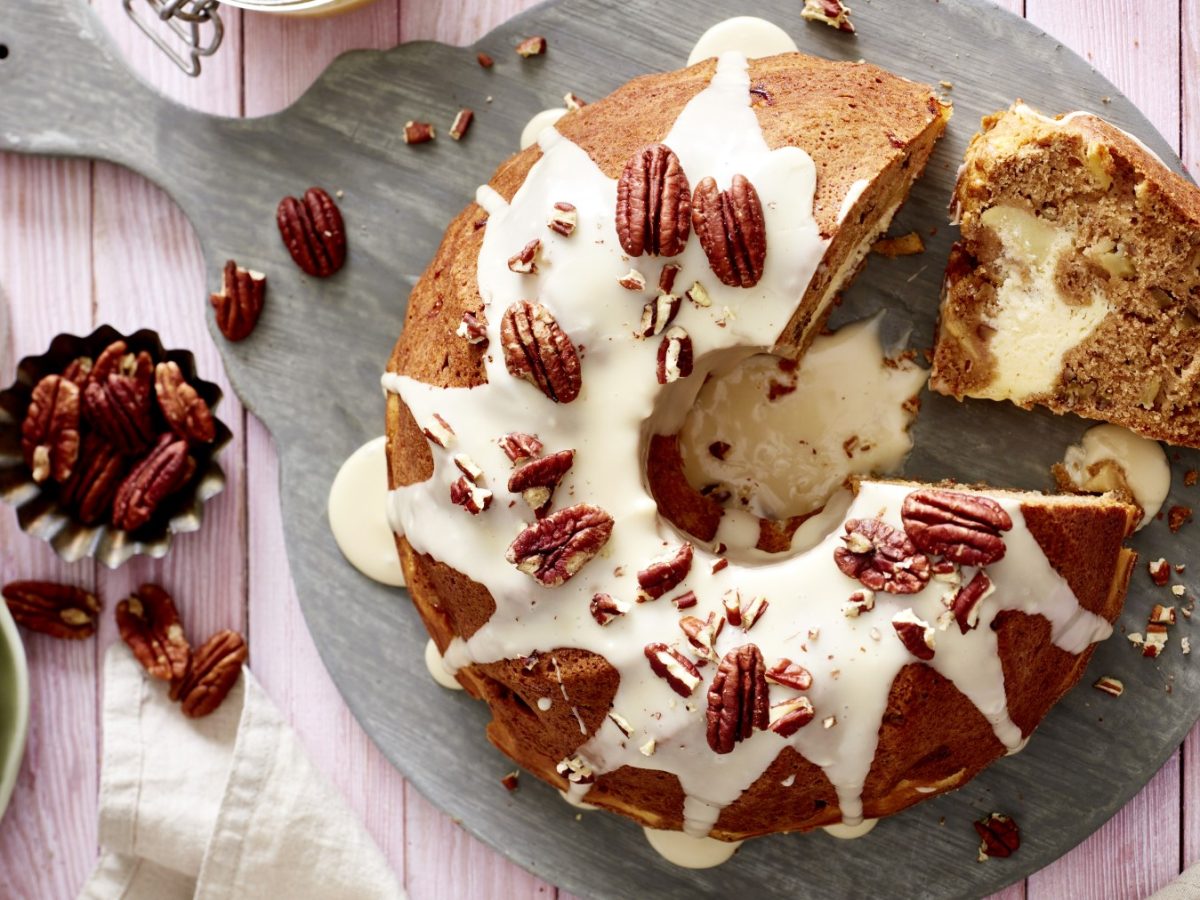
[383,52,1112,836]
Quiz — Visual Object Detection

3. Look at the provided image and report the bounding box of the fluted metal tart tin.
[1,1,1198,897]
[0,325,230,568]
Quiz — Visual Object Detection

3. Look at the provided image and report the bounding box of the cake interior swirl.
[382,51,1139,843]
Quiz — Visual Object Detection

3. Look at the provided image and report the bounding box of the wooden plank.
[0,153,100,899]
[1026,0,1181,149]
[1184,0,1199,177]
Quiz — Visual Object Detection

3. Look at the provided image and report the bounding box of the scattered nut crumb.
[1149,558,1171,586]
[939,80,954,90]
[449,109,474,141]
[801,0,855,33]
[404,121,435,145]
[873,231,925,257]
[1187,470,1198,486]
[477,51,494,68]
[1172,584,1187,598]
[1169,505,1193,532]
[1184,637,1192,655]
[516,35,547,58]
[500,771,519,791]
[1093,675,1124,697]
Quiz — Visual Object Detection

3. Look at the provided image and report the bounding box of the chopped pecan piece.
[706,644,769,753]
[951,570,993,634]
[617,269,647,291]
[450,476,492,514]
[457,310,489,346]
[547,202,578,237]
[764,658,812,691]
[639,291,681,337]
[637,543,693,601]
[1169,505,1193,532]
[769,696,816,737]
[671,590,698,610]
[448,109,474,141]
[589,592,628,625]
[892,608,936,661]
[276,187,347,278]
[154,361,215,444]
[421,414,455,448]
[685,281,712,308]
[476,51,494,68]
[21,374,81,483]
[563,92,587,111]
[802,0,855,32]
[516,35,547,57]
[1148,557,1171,586]
[116,584,190,681]
[835,518,931,594]
[974,812,1020,861]
[509,449,574,517]
[901,489,1013,567]
[722,589,743,627]
[60,433,128,525]
[657,326,693,384]
[679,611,723,662]
[615,143,691,258]
[500,772,520,791]
[506,503,613,586]
[555,755,594,785]
[173,630,247,718]
[498,431,543,463]
[843,588,876,617]
[1093,675,1124,697]
[691,174,767,288]
[2,580,101,640]
[507,238,541,274]
[500,300,583,403]
[111,434,194,532]
[740,596,768,631]
[644,642,701,697]
[404,121,435,144]
[210,260,266,342]
[453,454,485,483]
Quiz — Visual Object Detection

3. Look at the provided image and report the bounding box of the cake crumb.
[1169,505,1192,532]
[873,231,925,258]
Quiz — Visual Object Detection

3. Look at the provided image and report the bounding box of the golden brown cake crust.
[931,104,1200,447]
[384,62,1138,842]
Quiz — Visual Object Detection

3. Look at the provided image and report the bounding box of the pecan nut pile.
[834,517,931,594]
[706,644,769,753]
[615,143,691,258]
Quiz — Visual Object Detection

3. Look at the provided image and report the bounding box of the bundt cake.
[930,102,1200,447]
[382,52,1138,843]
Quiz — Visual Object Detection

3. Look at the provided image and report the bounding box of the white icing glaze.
[822,817,878,839]
[679,316,925,521]
[328,436,405,587]
[686,16,798,67]
[644,828,743,867]
[520,108,567,151]
[837,178,870,223]
[424,638,464,691]
[1058,424,1170,529]
[384,52,1112,839]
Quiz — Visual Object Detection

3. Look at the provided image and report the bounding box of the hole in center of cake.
[648,318,927,557]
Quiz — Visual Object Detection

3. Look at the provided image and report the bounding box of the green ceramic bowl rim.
[0,600,30,820]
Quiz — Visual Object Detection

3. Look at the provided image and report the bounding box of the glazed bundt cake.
[931,102,1200,447]
[383,52,1138,842]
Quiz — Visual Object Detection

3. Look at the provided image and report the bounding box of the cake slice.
[930,103,1200,447]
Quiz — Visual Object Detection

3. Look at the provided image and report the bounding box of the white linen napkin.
[1150,863,1200,899]
[80,643,404,900]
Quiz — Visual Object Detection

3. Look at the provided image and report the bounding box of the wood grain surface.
[0,1,1195,898]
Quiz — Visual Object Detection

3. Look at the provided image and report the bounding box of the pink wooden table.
[0,1,1195,897]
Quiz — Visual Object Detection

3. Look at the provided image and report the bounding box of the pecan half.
[498,431,543,463]
[116,584,190,681]
[615,143,691,257]
[834,518,931,594]
[901,490,1013,567]
[21,374,81,483]
[644,642,701,697]
[84,370,155,456]
[679,611,723,662]
[62,356,93,386]
[555,755,594,785]
[173,630,247,718]
[765,658,812,691]
[769,696,816,737]
[657,326,693,384]
[87,340,133,388]
[892,608,936,661]
[210,260,266,342]
[951,570,993,634]
[500,300,582,403]
[637,542,693,601]
[154,361,215,444]
[975,812,1020,861]
[60,433,128,525]
[706,644,769,753]
[691,174,767,288]
[506,503,613,586]
[509,449,574,517]
[590,592,629,625]
[276,186,347,278]
[2,580,101,639]
[111,433,194,532]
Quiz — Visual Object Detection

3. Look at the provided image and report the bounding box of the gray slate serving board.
[2,1,1197,896]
